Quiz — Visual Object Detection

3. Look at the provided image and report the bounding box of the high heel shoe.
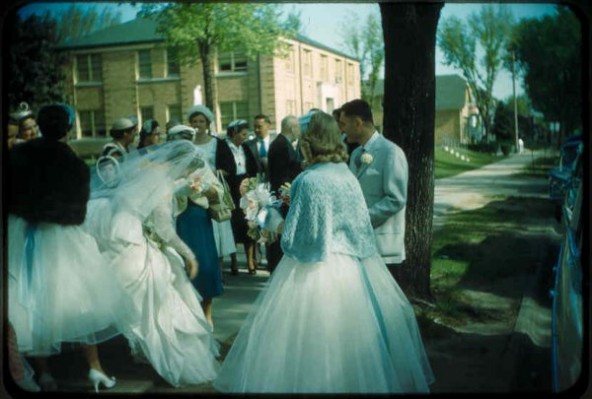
[88,368,116,393]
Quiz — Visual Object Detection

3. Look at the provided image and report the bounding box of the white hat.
[111,117,137,131]
[186,105,214,123]
[167,124,196,140]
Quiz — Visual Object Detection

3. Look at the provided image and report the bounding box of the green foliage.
[341,10,383,103]
[54,5,122,43]
[437,5,514,136]
[7,13,67,112]
[139,3,296,63]
[138,3,298,110]
[512,6,581,137]
[491,101,513,141]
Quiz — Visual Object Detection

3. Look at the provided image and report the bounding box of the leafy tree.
[54,4,122,44]
[341,11,384,105]
[492,101,513,142]
[138,3,298,115]
[438,5,514,139]
[511,6,581,146]
[6,12,67,112]
[380,2,443,300]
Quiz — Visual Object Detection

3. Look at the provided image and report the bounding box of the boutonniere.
[360,152,374,165]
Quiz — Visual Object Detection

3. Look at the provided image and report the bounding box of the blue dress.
[214,162,434,393]
[177,202,223,300]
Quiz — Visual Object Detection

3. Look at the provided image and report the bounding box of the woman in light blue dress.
[214,112,434,393]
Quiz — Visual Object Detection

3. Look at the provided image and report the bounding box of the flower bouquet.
[239,177,283,243]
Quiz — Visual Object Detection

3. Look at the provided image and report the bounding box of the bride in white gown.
[83,141,220,387]
[214,112,434,393]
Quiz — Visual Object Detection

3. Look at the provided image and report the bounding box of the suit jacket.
[268,134,301,195]
[349,132,408,263]
[244,135,275,182]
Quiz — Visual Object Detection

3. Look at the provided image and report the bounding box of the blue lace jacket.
[281,162,377,263]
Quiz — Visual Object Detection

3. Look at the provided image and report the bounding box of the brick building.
[59,18,361,139]
[371,74,483,145]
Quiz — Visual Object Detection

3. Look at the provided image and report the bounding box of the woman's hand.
[184,257,199,280]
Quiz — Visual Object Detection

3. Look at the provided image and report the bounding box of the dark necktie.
[259,139,267,157]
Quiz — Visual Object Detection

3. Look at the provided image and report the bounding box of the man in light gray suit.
[339,99,408,276]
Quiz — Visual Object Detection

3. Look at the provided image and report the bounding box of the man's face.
[124,127,138,146]
[289,120,301,141]
[339,112,361,144]
[254,118,269,139]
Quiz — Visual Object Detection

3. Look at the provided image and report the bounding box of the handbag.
[208,170,235,222]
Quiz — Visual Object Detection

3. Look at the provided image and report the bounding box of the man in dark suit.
[266,115,302,273]
[244,114,273,182]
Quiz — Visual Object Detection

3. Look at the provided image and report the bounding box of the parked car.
[548,134,583,220]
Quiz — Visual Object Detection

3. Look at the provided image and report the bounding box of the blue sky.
[17,2,559,99]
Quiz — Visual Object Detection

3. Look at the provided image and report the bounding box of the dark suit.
[266,133,303,273]
[244,134,276,182]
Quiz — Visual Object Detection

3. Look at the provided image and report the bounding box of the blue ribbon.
[24,223,37,291]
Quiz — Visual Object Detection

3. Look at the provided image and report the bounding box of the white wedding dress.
[214,162,434,393]
[84,195,220,387]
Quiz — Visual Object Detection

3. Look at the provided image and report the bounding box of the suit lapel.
[355,136,379,179]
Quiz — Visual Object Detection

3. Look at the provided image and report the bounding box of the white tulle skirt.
[214,252,435,393]
[7,215,132,356]
[106,234,220,387]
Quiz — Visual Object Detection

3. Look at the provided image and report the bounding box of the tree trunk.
[199,42,217,118]
[380,3,443,301]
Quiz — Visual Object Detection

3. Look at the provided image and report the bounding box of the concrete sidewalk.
[434,150,550,228]
[12,151,552,396]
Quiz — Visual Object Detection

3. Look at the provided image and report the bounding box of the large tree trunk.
[380,3,443,301]
[199,42,217,119]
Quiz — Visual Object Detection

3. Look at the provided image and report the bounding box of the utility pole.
[512,50,519,153]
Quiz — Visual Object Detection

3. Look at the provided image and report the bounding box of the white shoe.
[88,368,116,393]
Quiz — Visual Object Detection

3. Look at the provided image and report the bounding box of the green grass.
[435,147,499,179]
[427,196,558,325]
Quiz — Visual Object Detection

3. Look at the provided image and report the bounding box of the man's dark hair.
[340,99,374,125]
[37,104,72,140]
[254,114,271,124]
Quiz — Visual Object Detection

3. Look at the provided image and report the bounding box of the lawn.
[434,147,499,179]
[426,195,560,325]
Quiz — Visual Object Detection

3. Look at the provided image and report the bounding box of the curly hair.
[299,111,348,165]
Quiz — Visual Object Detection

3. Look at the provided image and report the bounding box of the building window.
[219,101,249,129]
[304,101,315,113]
[218,52,248,73]
[79,109,106,138]
[320,55,328,81]
[76,54,102,83]
[285,45,295,73]
[138,49,152,79]
[302,50,312,77]
[346,63,354,84]
[166,48,180,77]
[326,98,335,114]
[335,59,343,83]
[168,104,182,124]
[140,106,154,124]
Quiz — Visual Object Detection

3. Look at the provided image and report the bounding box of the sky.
[16,2,560,100]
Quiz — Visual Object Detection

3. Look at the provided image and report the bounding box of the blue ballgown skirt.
[176,203,223,300]
[214,252,435,393]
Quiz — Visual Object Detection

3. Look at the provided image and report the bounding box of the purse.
[208,170,235,222]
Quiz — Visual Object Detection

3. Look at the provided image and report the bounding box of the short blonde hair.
[300,111,348,165]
